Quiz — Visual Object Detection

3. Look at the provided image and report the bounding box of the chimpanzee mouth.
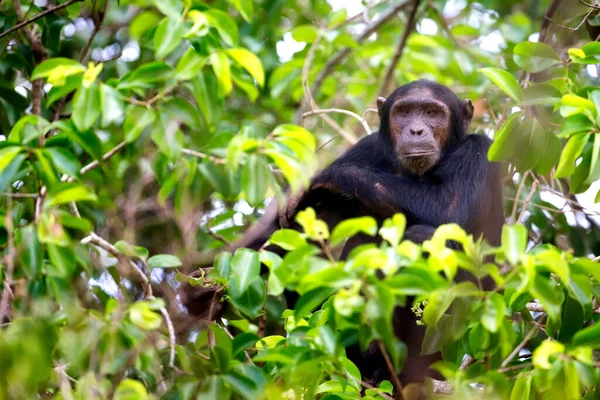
[404,151,436,157]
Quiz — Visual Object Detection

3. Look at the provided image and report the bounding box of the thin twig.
[539,0,563,43]
[81,233,177,369]
[459,355,476,371]
[545,6,593,31]
[377,341,405,400]
[517,181,539,223]
[181,148,226,164]
[510,171,530,223]
[302,108,371,135]
[34,185,46,223]
[0,0,83,40]
[297,0,412,119]
[497,363,532,373]
[80,0,107,63]
[0,192,38,198]
[80,141,127,176]
[159,307,176,368]
[377,0,421,97]
[81,232,151,295]
[500,314,546,368]
[579,0,600,9]
[206,227,231,245]
[300,32,358,143]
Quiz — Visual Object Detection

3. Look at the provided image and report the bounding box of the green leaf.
[532,340,564,369]
[147,254,182,268]
[522,83,561,106]
[331,216,378,246]
[558,114,594,138]
[47,244,76,277]
[44,147,81,178]
[71,82,101,131]
[536,130,561,175]
[205,9,238,46]
[129,302,163,330]
[586,130,600,184]
[154,18,185,59]
[272,124,316,152]
[229,0,253,22]
[31,58,85,81]
[16,225,42,278]
[502,224,527,266]
[114,379,149,400]
[572,321,600,347]
[242,155,270,206]
[488,112,522,161]
[0,146,23,175]
[59,121,103,161]
[47,74,83,106]
[45,183,98,208]
[151,109,183,160]
[211,52,232,97]
[175,48,206,81]
[560,93,596,117]
[227,48,265,87]
[513,117,545,171]
[229,276,265,318]
[269,229,308,251]
[117,62,173,90]
[532,274,564,322]
[378,213,407,247]
[479,68,522,102]
[100,84,125,127]
[0,153,26,194]
[8,114,49,143]
[510,374,532,400]
[481,293,505,333]
[223,365,266,400]
[513,41,561,73]
[130,11,162,40]
[230,248,260,293]
[198,376,231,400]
[124,106,156,142]
[291,25,318,42]
[555,132,590,178]
[295,287,336,320]
[232,332,260,357]
[149,0,182,19]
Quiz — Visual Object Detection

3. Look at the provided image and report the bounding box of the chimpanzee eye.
[399,107,409,115]
[427,108,438,116]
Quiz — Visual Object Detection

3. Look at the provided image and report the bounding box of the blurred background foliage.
[1,0,600,399]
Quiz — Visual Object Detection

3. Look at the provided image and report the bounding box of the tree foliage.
[0,0,600,399]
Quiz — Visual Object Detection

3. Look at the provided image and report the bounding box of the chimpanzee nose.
[410,128,423,136]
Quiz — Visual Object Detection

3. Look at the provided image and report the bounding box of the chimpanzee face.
[377,82,473,176]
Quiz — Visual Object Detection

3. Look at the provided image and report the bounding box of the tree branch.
[377,0,421,97]
[0,0,83,40]
[377,341,405,400]
[500,314,546,368]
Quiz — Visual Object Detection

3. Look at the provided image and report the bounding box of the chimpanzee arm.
[311,135,498,230]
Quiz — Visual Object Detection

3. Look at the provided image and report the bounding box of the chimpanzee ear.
[463,99,474,128]
[377,97,386,117]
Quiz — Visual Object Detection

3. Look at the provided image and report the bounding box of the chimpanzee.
[183,80,504,385]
